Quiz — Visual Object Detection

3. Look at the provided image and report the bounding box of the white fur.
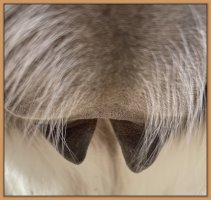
[5,120,206,195]
[4,5,207,195]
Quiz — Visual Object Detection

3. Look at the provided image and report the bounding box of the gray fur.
[4,5,207,195]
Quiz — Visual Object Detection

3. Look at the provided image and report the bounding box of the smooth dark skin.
[41,119,97,164]
[110,119,161,173]
[41,118,162,172]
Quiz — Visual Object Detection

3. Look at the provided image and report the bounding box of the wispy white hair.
[5,5,207,195]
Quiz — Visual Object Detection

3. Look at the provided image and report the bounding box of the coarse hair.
[4,4,207,195]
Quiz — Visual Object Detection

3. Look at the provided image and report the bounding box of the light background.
[0,0,210,199]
